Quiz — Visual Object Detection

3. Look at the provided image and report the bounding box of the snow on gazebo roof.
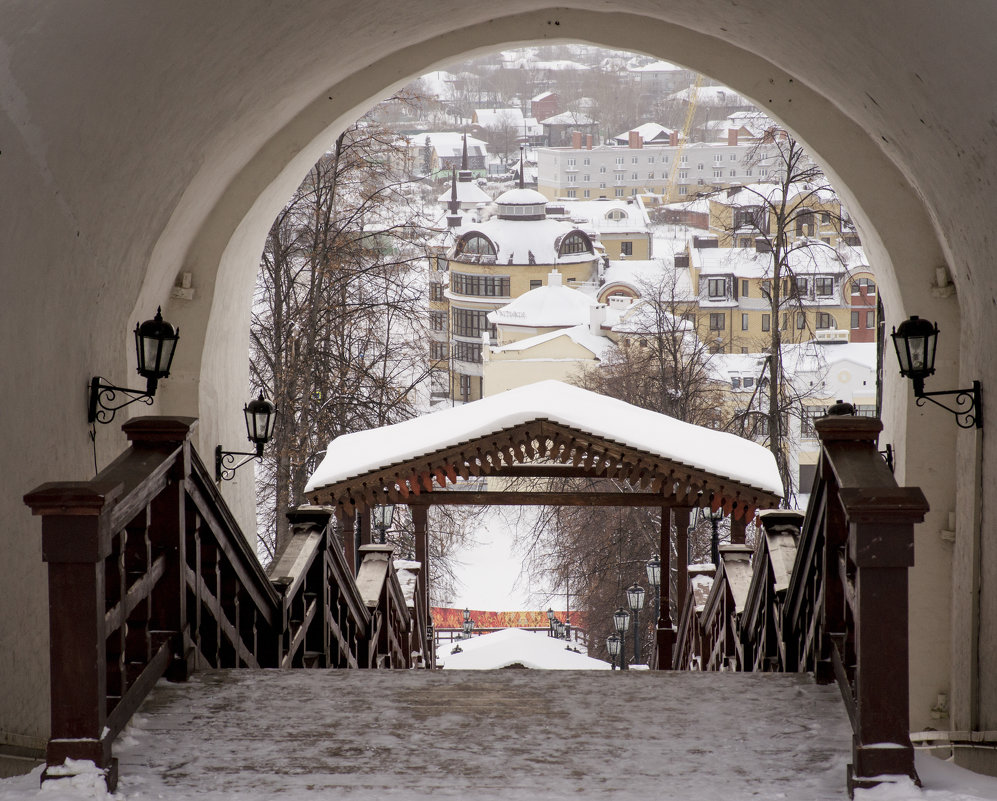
[304,380,784,500]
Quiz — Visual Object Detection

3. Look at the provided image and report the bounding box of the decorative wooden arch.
[304,382,783,668]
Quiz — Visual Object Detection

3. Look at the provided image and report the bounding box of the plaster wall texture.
[0,0,990,746]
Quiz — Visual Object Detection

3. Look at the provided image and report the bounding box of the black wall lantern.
[891,315,982,429]
[215,393,277,481]
[88,307,180,424]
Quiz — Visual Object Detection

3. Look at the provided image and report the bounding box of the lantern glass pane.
[613,609,630,632]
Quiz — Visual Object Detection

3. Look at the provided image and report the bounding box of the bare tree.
[251,103,438,559]
[711,127,847,500]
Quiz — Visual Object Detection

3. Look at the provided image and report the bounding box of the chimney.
[589,303,607,336]
[571,131,582,149]
[628,131,643,149]
[728,128,738,146]
[548,269,562,287]
[585,133,593,150]
[669,131,678,147]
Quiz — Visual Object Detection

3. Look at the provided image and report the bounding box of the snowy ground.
[0,670,863,800]
[438,628,609,670]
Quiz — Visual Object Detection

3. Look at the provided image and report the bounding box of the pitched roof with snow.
[540,111,595,126]
[304,380,784,500]
[613,122,675,144]
[490,323,613,361]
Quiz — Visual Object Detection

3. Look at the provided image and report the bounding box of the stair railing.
[24,416,381,790]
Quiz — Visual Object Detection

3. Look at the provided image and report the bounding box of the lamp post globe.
[372,503,396,545]
[891,315,938,392]
[646,556,661,590]
[613,607,630,670]
[243,393,277,456]
[134,307,180,393]
[463,607,471,623]
[606,633,621,670]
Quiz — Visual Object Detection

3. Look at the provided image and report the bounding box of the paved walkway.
[108,669,851,800]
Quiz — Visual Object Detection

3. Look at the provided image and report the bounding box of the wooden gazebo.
[305,381,782,667]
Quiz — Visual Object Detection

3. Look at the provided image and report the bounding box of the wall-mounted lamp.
[215,393,277,481]
[891,315,982,429]
[88,308,180,424]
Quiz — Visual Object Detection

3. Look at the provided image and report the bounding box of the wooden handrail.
[24,416,423,791]
[669,413,928,795]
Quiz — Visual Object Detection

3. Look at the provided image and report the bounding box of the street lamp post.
[646,555,661,625]
[606,633,621,670]
[626,583,646,666]
[547,607,556,637]
[613,608,630,670]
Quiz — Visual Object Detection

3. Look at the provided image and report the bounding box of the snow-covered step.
[107,669,851,800]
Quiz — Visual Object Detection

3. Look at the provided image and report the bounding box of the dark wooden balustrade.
[669,414,928,795]
[24,416,417,790]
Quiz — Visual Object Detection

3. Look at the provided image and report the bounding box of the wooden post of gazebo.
[673,506,691,635]
[342,511,357,575]
[730,515,746,545]
[655,507,676,669]
[412,504,429,622]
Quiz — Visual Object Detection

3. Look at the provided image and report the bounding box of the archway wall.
[0,1,992,747]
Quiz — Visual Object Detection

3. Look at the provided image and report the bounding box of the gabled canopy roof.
[305,382,782,519]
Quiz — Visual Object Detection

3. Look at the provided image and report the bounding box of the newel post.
[815,416,929,791]
[24,481,122,787]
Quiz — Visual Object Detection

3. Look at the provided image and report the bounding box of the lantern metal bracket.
[88,376,158,425]
[215,444,264,482]
[913,378,982,429]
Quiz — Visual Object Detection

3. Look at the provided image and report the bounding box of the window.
[599,182,606,189]
[615,188,624,197]
[680,155,688,164]
[631,172,638,180]
[714,154,723,162]
[854,404,877,418]
[730,170,736,177]
[679,170,688,179]
[739,238,753,248]
[567,174,576,183]
[566,189,576,197]
[744,169,752,176]
[452,340,482,363]
[734,206,765,230]
[620,241,633,256]
[530,279,542,290]
[801,407,822,438]
[647,156,655,164]
[648,171,655,179]
[455,233,496,258]
[815,277,834,296]
[742,280,749,296]
[851,311,860,328]
[559,232,592,255]
[678,185,688,195]
[714,169,723,179]
[459,373,472,399]
[430,310,446,332]
[600,166,607,173]
[781,312,788,330]
[852,277,876,295]
[450,273,511,297]
[607,209,628,221]
[816,312,833,329]
[743,377,754,389]
[567,157,576,166]
[582,174,590,182]
[821,212,831,224]
[797,312,806,330]
[741,313,749,331]
[707,278,726,298]
[615,157,624,165]
[429,341,447,360]
[451,308,491,338]
[866,310,876,328]
[709,313,725,330]
[429,283,445,302]
[730,154,737,161]
[583,189,590,198]
[697,163,703,170]
[731,377,741,389]
[795,277,809,295]
[761,313,770,332]
[583,157,591,166]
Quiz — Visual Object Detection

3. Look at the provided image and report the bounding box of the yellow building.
[441,188,600,401]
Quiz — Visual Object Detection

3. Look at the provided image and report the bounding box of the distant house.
[612,123,677,146]
[530,91,559,124]
[540,110,599,147]
[405,132,489,178]
[628,59,697,94]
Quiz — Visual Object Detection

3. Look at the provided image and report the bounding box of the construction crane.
[663,73,704,202]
